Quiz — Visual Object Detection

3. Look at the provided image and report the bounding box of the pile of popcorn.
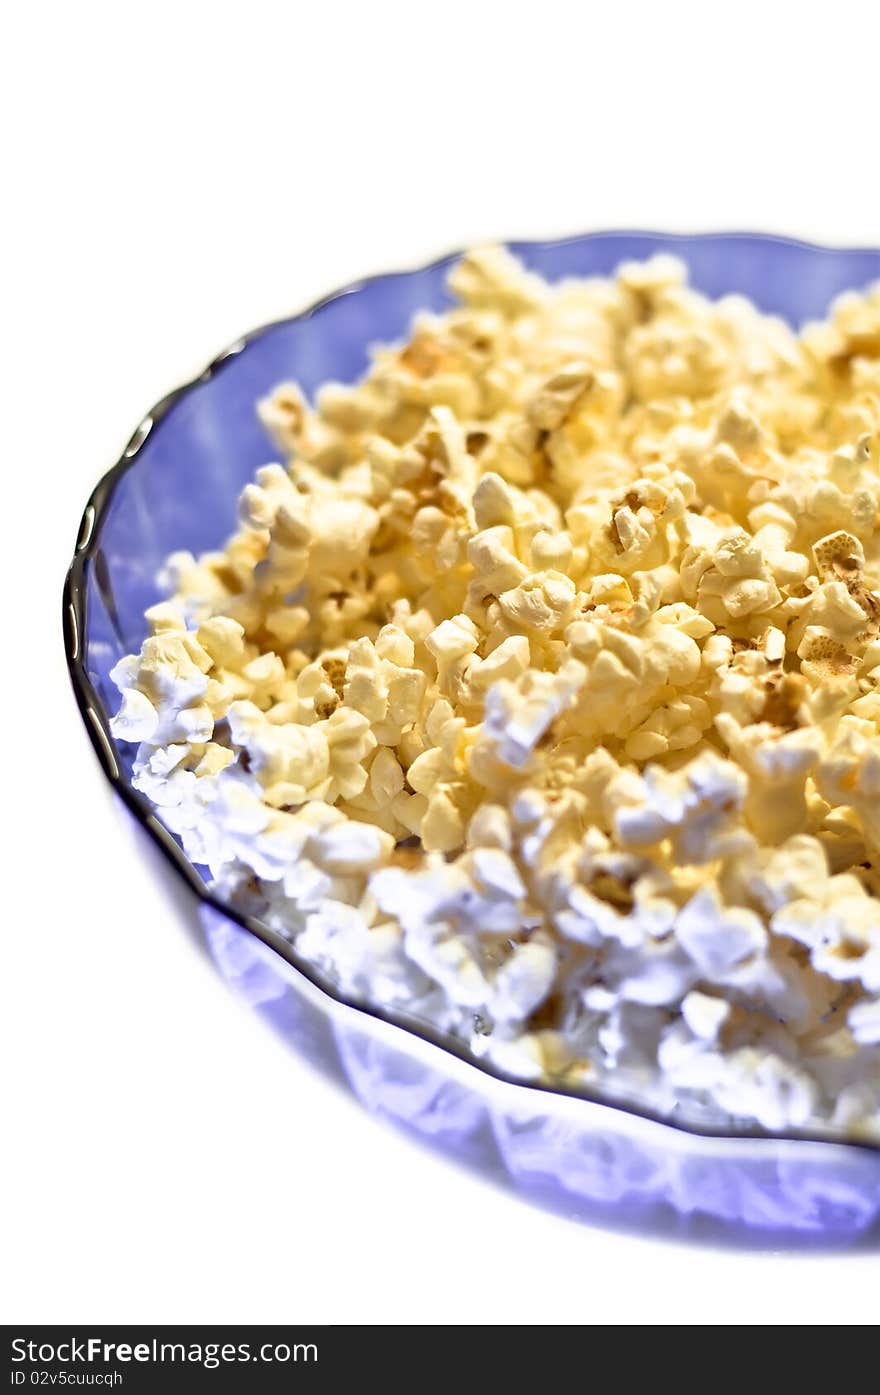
[111,246,880,1140]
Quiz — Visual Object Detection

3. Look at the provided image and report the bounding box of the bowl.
[64,231,880,1238]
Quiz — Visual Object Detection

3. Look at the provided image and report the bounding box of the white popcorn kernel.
[714,1050,818,1133]
[482,659,586,768]
[470,847,527,901]
[681,991,730,1042]
[309,821,394,875]
[676,887,767,979]
[175,704,214,744]
[583,985,617,1013]
[613,752,747,864]
[491,941,557,1022]
[616,939,696,1006]
[109,689,159,743]
[748,835,829,913]
[849,998,880,1045]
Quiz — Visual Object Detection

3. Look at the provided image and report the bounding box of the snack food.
[110,246,880,1140]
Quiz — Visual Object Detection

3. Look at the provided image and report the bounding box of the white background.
[3,0,879,1326]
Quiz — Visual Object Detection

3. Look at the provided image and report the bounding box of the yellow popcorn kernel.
[369,747,405,807]
[498,571,576,633]
[421,788,465,854]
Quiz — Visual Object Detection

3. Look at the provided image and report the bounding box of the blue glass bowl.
[64,232,880,1239]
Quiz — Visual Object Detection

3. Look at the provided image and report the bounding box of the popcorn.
[490,941,557,1023]
[675,887,767,979]
[612,751,747,864]
[110,688,159,743]
[480,659,587,769]
[681,990,730,1042]
[849,998,880,1045]
[110,248,880,1144]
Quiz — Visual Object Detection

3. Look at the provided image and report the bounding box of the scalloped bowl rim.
[63,229,880,1158]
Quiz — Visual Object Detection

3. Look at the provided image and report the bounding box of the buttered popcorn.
[111,246,880,1141]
